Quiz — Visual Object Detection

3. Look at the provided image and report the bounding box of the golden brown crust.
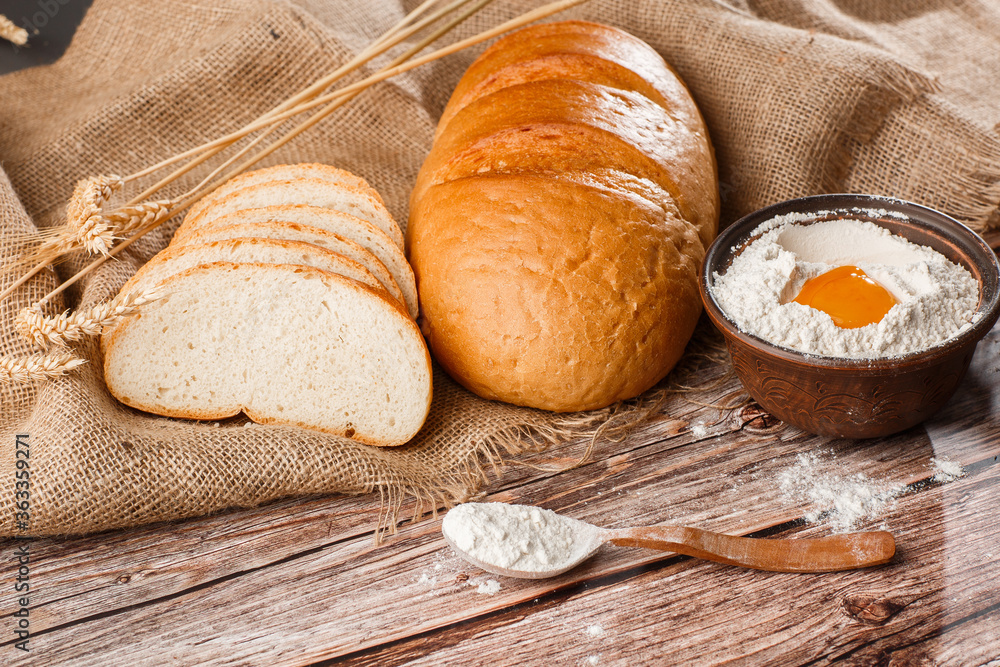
[437,20,706,138]
[415,79,717,244]
[410,175,704,411]
[408,21,719,412]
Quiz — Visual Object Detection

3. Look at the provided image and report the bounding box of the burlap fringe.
[372,323,735,543]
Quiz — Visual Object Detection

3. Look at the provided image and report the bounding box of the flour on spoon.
[442,502,598,573]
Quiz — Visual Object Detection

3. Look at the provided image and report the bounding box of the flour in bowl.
[711,214,980,358]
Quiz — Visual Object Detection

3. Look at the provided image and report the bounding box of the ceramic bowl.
[700,194,1000,439]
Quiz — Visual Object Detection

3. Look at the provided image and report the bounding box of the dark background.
[0,0,93,75]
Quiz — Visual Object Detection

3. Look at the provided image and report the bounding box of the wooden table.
[3,316,999,666]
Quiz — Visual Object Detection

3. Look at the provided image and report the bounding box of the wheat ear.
[14,174,125,268]
[67,175,126,256]
[15,287,163,350]
[0,352,86,384]
[0,15,27,46]
[103,199,176,238]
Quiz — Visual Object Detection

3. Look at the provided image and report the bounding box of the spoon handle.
[606,526,895,573]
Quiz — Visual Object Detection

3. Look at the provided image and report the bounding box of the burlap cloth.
[1,0,998,537]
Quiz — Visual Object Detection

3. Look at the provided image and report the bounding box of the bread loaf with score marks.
[408,20,719,412]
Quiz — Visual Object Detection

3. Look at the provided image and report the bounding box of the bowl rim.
[700,193,1000,371]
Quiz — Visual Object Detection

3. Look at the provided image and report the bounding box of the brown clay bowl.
[700,194,1000,439]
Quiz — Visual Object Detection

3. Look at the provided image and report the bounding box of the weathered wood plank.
[0,347,735,635]
[6,389,996,666]
[338,460,1000,667]
[1,319,995,665]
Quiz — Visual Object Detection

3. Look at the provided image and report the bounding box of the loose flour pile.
[776,451,969,531]
[931,457,966,482]
[441,502,599,574]
[711,213,980,358]
[777,451,907,532]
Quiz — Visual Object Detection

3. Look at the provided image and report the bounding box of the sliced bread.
[177,178,404,250]
[179,222,413,318]
[102,262,432,446]
[183,162,384,223]
[124,238,390,304]
[172,206,417,317]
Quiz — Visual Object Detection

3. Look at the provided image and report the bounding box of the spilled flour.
[476,579,501,596]
[777,452,969,531]
[931,457,966,483]
[777,452,906,532]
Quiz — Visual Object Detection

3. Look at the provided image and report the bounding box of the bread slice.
[180,224,408,314]
[172,206,417,318]
[183,163,384,224]
[102,262,433,446]
[124,238,389,304]
[177,178,405,250]
[179,221,415,318]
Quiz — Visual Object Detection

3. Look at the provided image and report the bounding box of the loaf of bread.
[408,20,719,412]
[103,164,431,446]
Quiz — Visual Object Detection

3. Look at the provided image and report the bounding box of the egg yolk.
[793,265,896,329]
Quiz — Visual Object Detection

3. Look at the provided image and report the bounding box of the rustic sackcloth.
[1,0,997,536]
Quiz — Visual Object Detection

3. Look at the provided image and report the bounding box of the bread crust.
[410,175,703,411]
[170,205,418,317]
[415,78,716,244]
[178,178,405,249]
[437,20,705,138]
[102,261,432,446]
[408,21,719,412]
[182,162,383,224]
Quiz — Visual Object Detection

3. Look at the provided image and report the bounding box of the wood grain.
[0,325,996,665]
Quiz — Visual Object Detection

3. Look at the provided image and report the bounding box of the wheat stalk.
[65,174,125,254]
[0,14,27,46]
[16,287,163,350]
[0,351,86,384]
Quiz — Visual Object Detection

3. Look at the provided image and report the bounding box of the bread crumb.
[585,624,605,638]
[690,421,708,438]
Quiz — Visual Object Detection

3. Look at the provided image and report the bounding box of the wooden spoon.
[442,503,895,579]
